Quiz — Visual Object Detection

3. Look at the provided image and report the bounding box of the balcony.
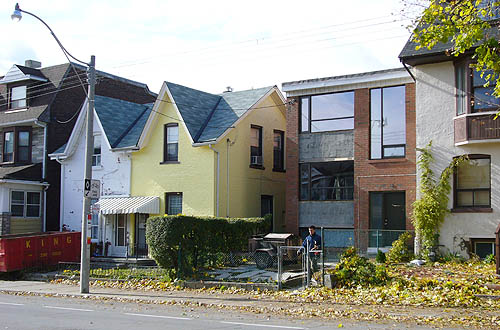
[454,112,500,145]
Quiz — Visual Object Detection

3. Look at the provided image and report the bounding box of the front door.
[135,214,148,258]
[112,214,128,257]
[369,192,406,247]
[261,195,273,232]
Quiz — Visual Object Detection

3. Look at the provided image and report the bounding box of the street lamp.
[12,3,95,294]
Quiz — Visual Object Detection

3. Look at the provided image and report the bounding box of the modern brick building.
[282,68,416,253]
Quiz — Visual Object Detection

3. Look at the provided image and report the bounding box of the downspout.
[226,139,230,218]
[54,157,65,231]
[35,121,48,232]
[402,62,416,82]
[209,144,219,217]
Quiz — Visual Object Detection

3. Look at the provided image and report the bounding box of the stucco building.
[282,68,416,252]
[400,36,500,258]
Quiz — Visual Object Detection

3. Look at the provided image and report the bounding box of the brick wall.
[285,97,299,234]
[353,83,416,231]
[0,212,11,235]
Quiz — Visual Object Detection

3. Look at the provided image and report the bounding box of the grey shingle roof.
[16,65,46,79]
[0,163,42,181]
[165,82,273,143]
[95,95,153,149]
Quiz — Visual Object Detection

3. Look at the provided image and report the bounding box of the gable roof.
[95,95,154,149]
[0,64,47,84]
[165,82,274,143]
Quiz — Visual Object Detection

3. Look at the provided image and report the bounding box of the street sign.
[84,179,100,198]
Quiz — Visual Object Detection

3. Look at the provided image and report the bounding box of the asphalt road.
[0,293,443,330]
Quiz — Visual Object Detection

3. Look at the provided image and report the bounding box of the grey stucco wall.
[299,131,354,162]
[299,201,354,228]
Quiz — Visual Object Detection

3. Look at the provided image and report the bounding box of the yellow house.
[131,82,287,231]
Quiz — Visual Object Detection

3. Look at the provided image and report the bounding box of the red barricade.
[0,232,81,272]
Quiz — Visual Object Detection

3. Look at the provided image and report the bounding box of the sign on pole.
[84,179,100,199]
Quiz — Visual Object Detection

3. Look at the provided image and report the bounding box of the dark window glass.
[300,161,353,201]
[370,86,406,159]
[167,193,182,215]
[92,135,101,166]
[273,130,284,170]
[116,215,126,246]
[3,132,14,162]
[164,124,179,161]
[250,126,262,165]
[18,131,30,162]
[26,192,40,217]
[455,155,490,207]
[475,241,494,259]
[470,69,500,112]
[11,191,24,217]
[300,97,309,132]
[300,164,310,200]
[456,65,466,115]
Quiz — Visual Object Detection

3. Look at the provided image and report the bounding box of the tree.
[407,0,500,108]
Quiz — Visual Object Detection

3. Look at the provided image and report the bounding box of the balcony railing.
[455,113,500,144]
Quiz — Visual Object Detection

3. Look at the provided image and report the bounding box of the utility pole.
[80,56,96,294]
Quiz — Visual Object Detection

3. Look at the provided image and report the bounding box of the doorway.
[369,192,406,247]
[113,214,128,257]
[261,195,273,232]
[134,214,148,258]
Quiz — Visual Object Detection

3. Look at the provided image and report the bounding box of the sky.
[1,0,419,95]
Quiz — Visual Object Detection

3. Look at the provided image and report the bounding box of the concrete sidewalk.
[0,280,498,329]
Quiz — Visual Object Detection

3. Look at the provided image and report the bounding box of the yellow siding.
[131,87,286,232]
[10,218,42,234]
[131,98,216,216]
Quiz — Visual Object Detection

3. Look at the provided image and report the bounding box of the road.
[0,293,436,330]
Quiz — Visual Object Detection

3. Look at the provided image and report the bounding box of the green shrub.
[146,214,270,277]
[331,247,389,287]
[376,250,386,264]
[483,254,496,264]
[386,231,414,264]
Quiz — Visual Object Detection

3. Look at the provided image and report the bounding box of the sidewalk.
[0,279,498,328]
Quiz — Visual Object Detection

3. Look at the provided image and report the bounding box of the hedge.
[146,214,271,276]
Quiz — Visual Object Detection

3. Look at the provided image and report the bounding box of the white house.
[50,93,159,257]
[400,36,500,258]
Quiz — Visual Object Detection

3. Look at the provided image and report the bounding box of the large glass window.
[455,155,490,208]
[10,191,41,218]
[300,161,354,201]
[370,86,406,159]
[92,135,101,166]
[166,192,183,215]
[456,62,500,113]
[273,130,284,171]
[164,124,179,162]
[300,91,354,133]
[250,125,263,166]
[3,131,14,162]
[10,86,26,109]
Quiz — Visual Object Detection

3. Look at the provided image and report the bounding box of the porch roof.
[97,196,160,215]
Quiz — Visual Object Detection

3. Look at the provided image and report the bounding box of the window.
[455,61,500,113]
[164,124,178,162]
[166,192,182,215]
[2,127,31,163]
[370,86,406,159]
[90,199,99,240]
[10,86,27,109]
[472,239,495,259]
[455,155,491,208]
[250,125,263,166]
[300,91,354,133]
[10,191,41,218]
[273,130,284,171]
[300,161,354,201]
[92,135,101,166]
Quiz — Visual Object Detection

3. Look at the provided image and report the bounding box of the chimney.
[24,60,42,69]
[223,86,233,93]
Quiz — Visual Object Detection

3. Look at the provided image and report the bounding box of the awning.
[97,196,160,215]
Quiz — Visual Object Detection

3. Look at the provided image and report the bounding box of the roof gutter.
[0,179,49,186]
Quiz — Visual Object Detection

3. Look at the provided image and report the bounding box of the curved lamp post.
[12,2,95,294]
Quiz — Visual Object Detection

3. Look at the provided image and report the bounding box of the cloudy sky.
[1,0,418,94]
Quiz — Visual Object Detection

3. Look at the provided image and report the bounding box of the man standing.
[300,225,321,282]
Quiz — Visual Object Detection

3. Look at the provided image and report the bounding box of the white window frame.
[10,190,41,218]
[92,134,102,167]
[10,86,27,109]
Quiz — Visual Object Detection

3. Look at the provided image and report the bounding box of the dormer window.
[10,86,27,109]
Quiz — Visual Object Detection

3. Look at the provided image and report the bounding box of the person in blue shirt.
[299,225,321,276]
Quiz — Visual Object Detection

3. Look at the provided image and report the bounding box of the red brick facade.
[353,83,416,231]
[285,97,300,234]
[284,83,416,234]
